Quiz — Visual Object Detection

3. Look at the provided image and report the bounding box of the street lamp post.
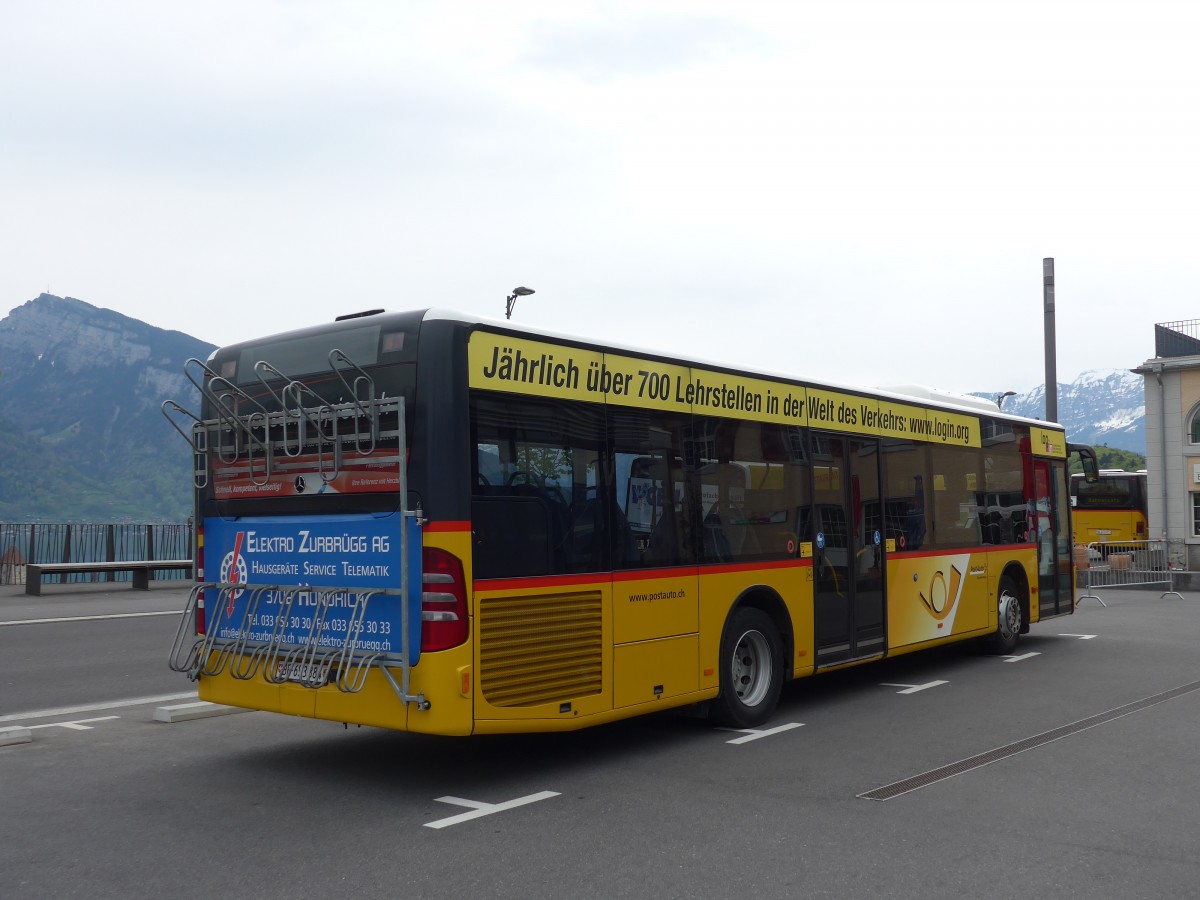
[505,286,535,320]
[997,391,1016,409]
[1044,258,1057,422]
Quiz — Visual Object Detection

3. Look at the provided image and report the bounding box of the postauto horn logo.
[218,531,248,610]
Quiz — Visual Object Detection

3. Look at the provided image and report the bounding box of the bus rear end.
[166,309,476,734]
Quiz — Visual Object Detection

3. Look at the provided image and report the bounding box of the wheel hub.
[732,629,772,706]
[999,591,1022,640]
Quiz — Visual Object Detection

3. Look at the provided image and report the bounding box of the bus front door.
[1035,459,1072,618]
[812,435,886,665]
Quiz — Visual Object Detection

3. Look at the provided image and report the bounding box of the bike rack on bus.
[289,383,342,484]
[329,348,378,456]
[160,400,210,488]
[164,349,403,490]
[168,576,426,707]
[253,360,344,481]
[164,380,426,711]
[175,357,273,484]
[252,361,311,459]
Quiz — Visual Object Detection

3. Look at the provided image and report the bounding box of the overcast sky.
[3,0,1198,394]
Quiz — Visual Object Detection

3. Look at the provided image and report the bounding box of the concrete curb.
[152,702,250,723]
[0,725,34,746]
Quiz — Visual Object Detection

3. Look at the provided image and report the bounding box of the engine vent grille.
[479,591,603,707]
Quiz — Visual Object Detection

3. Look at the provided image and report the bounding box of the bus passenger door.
[812,435,886,665]
[1034,459,1072,618]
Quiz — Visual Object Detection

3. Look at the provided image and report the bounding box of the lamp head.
[505,286,536,319]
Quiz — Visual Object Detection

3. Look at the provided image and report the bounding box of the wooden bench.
[25,560,194,596]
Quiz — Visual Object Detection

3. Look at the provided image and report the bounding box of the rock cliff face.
[0,294,216,521]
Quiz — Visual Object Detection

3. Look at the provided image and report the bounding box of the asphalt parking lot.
[2,582,1198,899]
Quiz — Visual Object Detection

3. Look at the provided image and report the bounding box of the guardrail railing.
[0,523,193,586]
[1076,539,1185,606]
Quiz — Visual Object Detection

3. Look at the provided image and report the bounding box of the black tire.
[710,607,784,728]
[984,575,1023,655]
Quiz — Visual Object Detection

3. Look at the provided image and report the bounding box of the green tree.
[1069,445,1145,474]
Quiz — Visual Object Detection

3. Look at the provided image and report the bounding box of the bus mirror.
[1069,443,1100,484]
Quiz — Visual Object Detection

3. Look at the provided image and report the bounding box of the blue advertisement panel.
[203,513,422,664]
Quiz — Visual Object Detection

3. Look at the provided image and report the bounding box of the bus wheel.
[710,607,783,728]
[984,576,1023,655]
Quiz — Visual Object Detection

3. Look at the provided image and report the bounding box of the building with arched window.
[1134,320,1200,571]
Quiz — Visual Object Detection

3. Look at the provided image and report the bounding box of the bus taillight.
[421,547,468,652]
[195,524,206,635]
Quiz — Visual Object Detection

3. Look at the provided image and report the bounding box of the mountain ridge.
[970,367,1145,453]
[0,293,216,521]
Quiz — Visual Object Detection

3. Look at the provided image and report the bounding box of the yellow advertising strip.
[468,331,604,404]
[802,390,977,446]
[1030,425,1067,458]
[590,352,697,416]
[468,332,806,427]
[469,331,980,447]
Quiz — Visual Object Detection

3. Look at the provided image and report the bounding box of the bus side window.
[694,419,809,562]
[470,394,607,577]
[981,435,1025,546]
[883,439,926,552]
[610,410,696,568]
[928,445,984,550]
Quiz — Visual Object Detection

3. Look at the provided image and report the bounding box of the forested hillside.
[0,294,215,521]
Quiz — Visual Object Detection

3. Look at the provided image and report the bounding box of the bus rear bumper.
[196,645,476,735]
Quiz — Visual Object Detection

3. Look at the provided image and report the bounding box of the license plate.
[275,661,331,685]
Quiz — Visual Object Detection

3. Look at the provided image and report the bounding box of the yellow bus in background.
[1070,469,1148,546]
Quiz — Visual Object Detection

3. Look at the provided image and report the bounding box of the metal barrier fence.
[0,523,193,586]
[1076,539,1184,606]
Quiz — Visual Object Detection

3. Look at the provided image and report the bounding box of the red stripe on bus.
[475,560,813,592]
[475,573,611,592]
[424,521,472,533]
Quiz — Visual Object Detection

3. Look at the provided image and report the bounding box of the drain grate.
[858,679,1200,801]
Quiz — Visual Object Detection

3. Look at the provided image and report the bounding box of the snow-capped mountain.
[974,368,1145,454]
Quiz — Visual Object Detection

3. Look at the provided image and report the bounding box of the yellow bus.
[1070,469,1148,545]
[167,309,1098,734]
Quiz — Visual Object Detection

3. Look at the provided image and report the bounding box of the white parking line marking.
[1059,633,1097,640]
[27,716,120,731]
[424,791,560,829]
[880,680,949,694]
[0,692,197,724]
[723,722,804,744]
[0,610,183,627]
[1002,652,1041,663]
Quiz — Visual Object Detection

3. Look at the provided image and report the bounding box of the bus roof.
[216,305,1066,431]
